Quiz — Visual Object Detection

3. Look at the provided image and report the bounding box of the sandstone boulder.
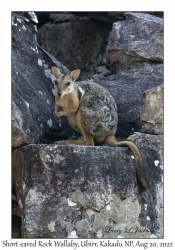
[36,12,163,29]
[128,132,163,237]
[12,12,75,148]
[13,143,163,238]
[92,64,163,138]
[106,12,163,73]
[128,132,163,166]
[140,84,163,134]
[12,12,55,148]
[37,14,111,80]
[107,11,163,20]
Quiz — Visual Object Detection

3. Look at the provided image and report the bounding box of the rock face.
[12,11,75,237]
[92,64,163,138]
[91,12,163,138]
[36,12,163,29]
[128,132,163,167]
[140,84,163,134]
[106,12,163,73]
[12,12,75,149]
[37,13,111,80]
[128,132,163,238]
[13,144,163,238]
[12,12,55,148]
[70,11,163,23]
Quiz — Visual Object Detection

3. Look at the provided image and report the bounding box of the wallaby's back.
[75,81,118,143]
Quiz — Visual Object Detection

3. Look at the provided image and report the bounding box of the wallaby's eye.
[54,80,58,85]
[66,82,71,86]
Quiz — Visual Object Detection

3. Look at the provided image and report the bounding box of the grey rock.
[38,45,70,76]
[69,12,163,24]
[141,84,163,134]
[128,132,163,168]
[108,11,163,20]
[127,132,163,237]
[12,12,56,147]
[13,144,163,238]
[49,12,88,23]
[25,12,38,23]
[75,219,89,237]
[12,100,40,148]
[12,12,75,148]
[36,12,163,28]
[106,12,163,73]
[37,18,111,80]
[70,189,86,208]
[92,64,163,138]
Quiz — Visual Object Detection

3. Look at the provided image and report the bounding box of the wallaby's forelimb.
[54,107,78,118]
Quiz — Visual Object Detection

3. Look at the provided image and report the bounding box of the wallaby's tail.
[105,135,148,190]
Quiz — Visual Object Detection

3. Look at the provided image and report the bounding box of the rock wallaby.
[51,66,147,190]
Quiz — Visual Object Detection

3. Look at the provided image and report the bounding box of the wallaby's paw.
[56,117,62,122]
[53,112,61,122]
[53,111,61,117]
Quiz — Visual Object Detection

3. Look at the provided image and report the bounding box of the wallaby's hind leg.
[105,135,147,190]
[56,114,94,146]
[58,132,94,146]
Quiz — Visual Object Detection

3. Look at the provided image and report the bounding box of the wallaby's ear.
[51,66,61,78]
[70,69,81,81]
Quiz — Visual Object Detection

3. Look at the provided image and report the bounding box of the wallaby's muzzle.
[57,91,62,97]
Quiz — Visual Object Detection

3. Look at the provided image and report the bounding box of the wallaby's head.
[51,66,81,98]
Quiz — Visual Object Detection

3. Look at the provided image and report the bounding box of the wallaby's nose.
[57,91,62,96]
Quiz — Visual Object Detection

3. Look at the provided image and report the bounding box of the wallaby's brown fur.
[51,66,148,190]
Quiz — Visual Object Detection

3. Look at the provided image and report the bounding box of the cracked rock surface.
[13,144,163,238]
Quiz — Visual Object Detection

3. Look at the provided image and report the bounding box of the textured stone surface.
[128,132,163,237]
[37,45,77,142]
[49,12,88,23]
[141,84,163,134]
[128,132,163,171]
[12,12,76,148]
[12,100,39,148]
[12,12,56,147]
[106,12,163,73]
[92,65,163,138]
[13,144,163,238]
[35,12,163,29]
[107,11,163,20]
[37,16,111,80]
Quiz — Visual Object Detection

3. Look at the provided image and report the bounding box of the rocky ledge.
[13,142,163,238]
